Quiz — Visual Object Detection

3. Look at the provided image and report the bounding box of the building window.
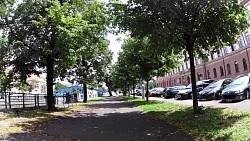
[195,57,200,65]
[243,58,248,70]
[235,61,239,73]
[217,50,221,58]
[238,37,243,48]
[197,73,200,81]
[220,66,224,76]
[227,64,231,75]
[224,46,229,54]
[197,73,203,81]
[207,70,211,79]
[174,79,176,86]
[245,32,250,44]
[213,68,217,78]
[247,9,250,19]
[179,78,181,84]
[187,76,190,84]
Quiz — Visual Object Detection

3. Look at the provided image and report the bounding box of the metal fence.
[0,92,99,110]
[0,92,47,109]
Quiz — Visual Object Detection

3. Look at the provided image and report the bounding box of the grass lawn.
[0,97,104,135]
[122,96,250,141]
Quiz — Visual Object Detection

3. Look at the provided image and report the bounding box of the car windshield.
[186,81,204,89]
[149,89,156,92]
[229,76,249,86]
[207,80,224,88]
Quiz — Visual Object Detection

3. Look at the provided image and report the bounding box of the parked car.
[175,79,214,100]
[148,87,164,97]
[155,88,167,97]
[135,89,142,96]
[221,75,250,102]
[0,93,3,99]
[198,78,233,100]
[158,87,170,98]
[163,86,186,98]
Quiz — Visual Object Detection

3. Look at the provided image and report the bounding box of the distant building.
[156,0,250,87]
[11,74,46,94]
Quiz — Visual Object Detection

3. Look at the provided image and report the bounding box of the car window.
[207,80,224,88]
[186,84,192,89]
[229,76,249,85]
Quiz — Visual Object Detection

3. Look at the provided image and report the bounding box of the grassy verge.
[122,96,250,141]
[0,97,104,135]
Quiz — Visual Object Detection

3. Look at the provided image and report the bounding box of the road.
[147,96,250,111]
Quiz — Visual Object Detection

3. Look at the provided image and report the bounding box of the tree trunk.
[123,87,126,96]
[46,57,55,111]
[106,77,112,96]
[127,84,130,96]
[146,80,149,102]
[133,83,135,98]
[187,48,199,114]
[108,88,112,96]
[83,82,87,103]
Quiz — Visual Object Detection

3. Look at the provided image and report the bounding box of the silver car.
[221,75,250,102]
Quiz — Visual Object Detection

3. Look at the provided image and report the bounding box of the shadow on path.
[2,96,194,141]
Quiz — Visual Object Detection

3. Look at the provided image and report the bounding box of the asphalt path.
[1,96,194,141]
[148,96,250,111]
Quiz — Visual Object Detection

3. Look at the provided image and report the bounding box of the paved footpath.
[1,96,194,141]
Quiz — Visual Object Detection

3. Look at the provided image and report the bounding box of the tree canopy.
[112,0,249,113]
[0,0,112,110]
[111,37,178,100]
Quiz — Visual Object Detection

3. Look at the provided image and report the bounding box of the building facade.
[156,0,250,87]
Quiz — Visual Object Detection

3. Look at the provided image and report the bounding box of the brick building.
[156,0,250,87]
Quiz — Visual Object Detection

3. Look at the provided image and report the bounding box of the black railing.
[0,92,47,109]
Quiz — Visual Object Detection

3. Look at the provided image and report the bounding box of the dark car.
[149,87,164,97]
[198,78,233,100]
[155,87,170,97]
[163,86,186,98]
[221,75,250,102]
[175,79,215,100]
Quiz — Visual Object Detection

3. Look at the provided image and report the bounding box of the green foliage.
[0,0,112,110]
[112,0,249,113]
[148,80,156,89]
[13,80,29,92]
[54,82,67,90]
[123,96,250,141]
[111,37,178,91]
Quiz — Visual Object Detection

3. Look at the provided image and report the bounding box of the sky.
[98,0,128,64]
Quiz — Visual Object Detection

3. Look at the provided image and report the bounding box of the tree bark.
[146,80,149,102]
[83,82,87,103]
[46,56,55,111]
[127,84,130,96]
[133,83,135,98]
[187,48,199,114]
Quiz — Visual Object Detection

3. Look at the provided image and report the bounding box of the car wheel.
[246,90,249,99]
[216,92,221,100]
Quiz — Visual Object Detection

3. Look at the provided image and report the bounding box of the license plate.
[225,99,232,102]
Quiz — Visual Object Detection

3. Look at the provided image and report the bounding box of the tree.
[54,82,67,90]
[112,37,178,101]
[1,0,111,110]
[67,1,111,102]
[112,0,249,114]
